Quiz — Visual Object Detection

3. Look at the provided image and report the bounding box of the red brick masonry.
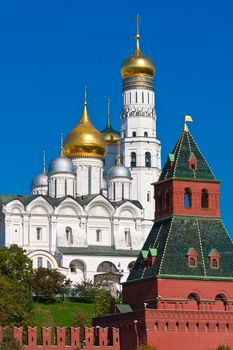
[0,326,120,350]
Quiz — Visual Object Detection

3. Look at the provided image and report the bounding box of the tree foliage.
[95,289,115,316]
[75,279,99,303]
[216,346,231,350]
[0,245,32,285]
[32,267,71,302]
[0,245,33,326]
[0,327,24,350]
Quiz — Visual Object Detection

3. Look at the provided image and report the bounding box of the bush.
[0,327,24,350]
[95,289,115,316]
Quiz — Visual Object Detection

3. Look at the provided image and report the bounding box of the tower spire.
[43,150,46,173]
[135,14,141,53]
[60,133,64,156]
[107,97,111,128]
[84,86,87,106]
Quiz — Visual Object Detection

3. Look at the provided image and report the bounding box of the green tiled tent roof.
[127,217,233,282]
[160,130,216,181]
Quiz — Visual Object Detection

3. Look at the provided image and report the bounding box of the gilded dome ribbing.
[63,102,106,159]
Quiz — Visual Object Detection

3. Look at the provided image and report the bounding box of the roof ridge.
[196,219,207,276]
[173,132,185,178]
[158,217,174,274]
[188,131,216,180]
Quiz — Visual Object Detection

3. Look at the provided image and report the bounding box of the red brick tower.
[94,122,233,350]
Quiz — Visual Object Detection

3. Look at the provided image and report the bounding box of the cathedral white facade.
[0,21,161,295]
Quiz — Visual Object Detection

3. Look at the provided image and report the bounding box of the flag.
[185,115,193,122]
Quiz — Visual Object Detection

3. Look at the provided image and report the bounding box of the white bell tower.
[120,16,161,221]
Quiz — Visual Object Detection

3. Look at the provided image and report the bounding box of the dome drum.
[123,76,154,92]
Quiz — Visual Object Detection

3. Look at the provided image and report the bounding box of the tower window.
[145,152,151,167]
[36,227,42,240]
[132,131,136,137]
[135,92,138,103]
[189,257,196,267]
[96,229,102,242]
[147,192,150,202]
[142,92,144,103]
[144,131,148,137]
[131,152,136,167]
[125,230,131,247]
[212,259,217,268]
[184,188,192,208]
[201,189,209,208]
[65,179,67,196]
[66,227,73,244]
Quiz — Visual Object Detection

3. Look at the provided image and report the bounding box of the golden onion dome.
[102,98,120,145]
[121,18,155,79]
[63,101,106,159]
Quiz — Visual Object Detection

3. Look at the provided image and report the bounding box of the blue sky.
[0,0,232,234]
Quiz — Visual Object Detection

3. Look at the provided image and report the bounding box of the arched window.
[188,293,199,301]
[66,227,73,244]
[215,294,226,302]
[97,261,117,273]
[212,258,218,268]
[131,152,136,167]
[96,229,102,242]
[113,182,116,200]
[189,257,196,267]
[145,152,151,167]
[144,131,148,137]
[125,230,131,247]
[201,189,209,208]
[184,188,192,208]
[132,131,136,137]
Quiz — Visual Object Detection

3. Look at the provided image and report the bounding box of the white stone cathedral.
[0,21,161,295]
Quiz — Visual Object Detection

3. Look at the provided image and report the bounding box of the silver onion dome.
[48,156,75,175]
[31,172,48,189]
[108,164,131,179]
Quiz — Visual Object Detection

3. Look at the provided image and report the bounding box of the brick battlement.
[0,326,120,350]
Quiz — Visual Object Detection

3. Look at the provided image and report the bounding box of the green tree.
[0,245,33,326]
[75,279,99,303]
[216,346,231,350]
[0,245,33,285]
[95,289,115,316]
[0,327,24,350]
[0,275,32,326]
[32,267,71,303]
